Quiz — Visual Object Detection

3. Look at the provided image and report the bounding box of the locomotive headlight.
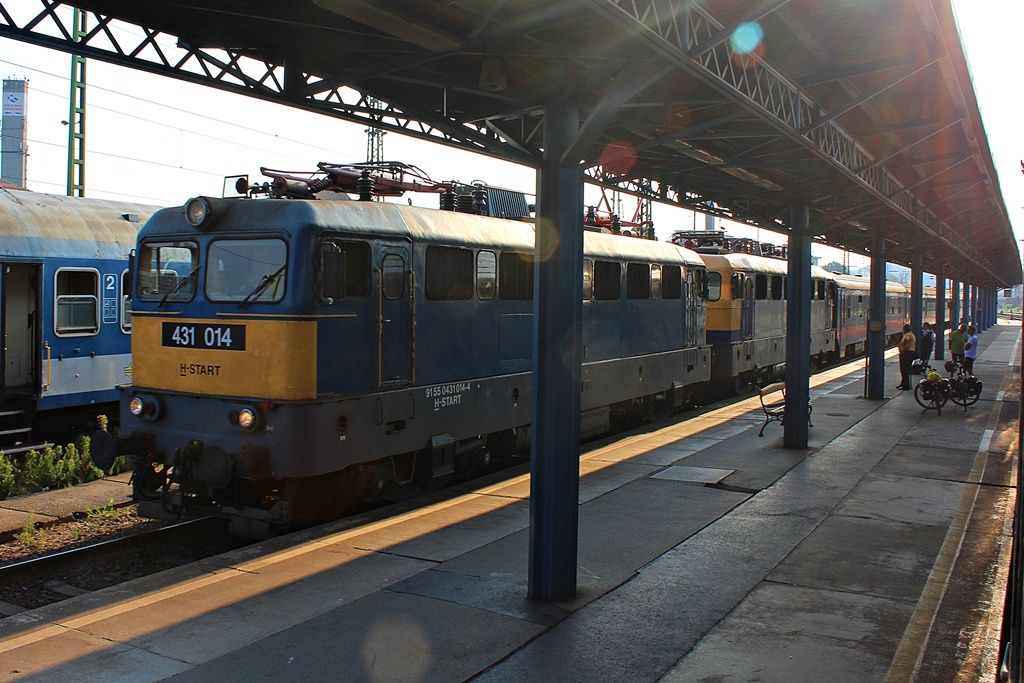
[184,196,212,229]
[237,408,257,430]
[129,397,145,416]
[127,394,161,420]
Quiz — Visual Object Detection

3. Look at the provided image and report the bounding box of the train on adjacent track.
[0,189,159,454]
[90,163,939,538]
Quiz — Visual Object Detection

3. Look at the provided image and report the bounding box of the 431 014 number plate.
[161,323,246,350]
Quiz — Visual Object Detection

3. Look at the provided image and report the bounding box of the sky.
[0,0,1020,274]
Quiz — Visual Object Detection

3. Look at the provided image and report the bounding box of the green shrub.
[0,422,124,499]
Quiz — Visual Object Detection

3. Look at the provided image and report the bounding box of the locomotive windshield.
[137,241,199,302]
[206,238,288,304]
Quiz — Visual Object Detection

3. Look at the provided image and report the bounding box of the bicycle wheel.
[963,376,982,406]
[914,381,934,409]
[948,377,969,407]
[914,380,947,410]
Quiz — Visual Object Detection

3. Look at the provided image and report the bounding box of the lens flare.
[730,22,764,54]
[598,141,637,176]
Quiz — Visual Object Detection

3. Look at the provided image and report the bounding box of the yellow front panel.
[132,317,317,400]
[706,299,740,332]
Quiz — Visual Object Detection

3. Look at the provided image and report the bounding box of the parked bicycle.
[914,366,950,414]
[944,359,983,410]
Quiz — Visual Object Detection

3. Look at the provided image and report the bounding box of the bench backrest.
[760,382,786,399]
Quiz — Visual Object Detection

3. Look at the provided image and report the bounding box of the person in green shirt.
[949,323,967,363]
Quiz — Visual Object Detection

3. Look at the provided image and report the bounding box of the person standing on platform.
[963,325,979,375]
[896,323,916,390]
[919,322,934,364]
[949,323,967,365]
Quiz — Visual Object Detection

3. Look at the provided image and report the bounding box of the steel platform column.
[962,281,970,326]
[970,284,977,327]
[910,255,923,346]
[986,287,992,328]
[784,205,811,448]
[951,278,960,329]
[867,232,887,399]
[979,287,987,330]
[935,267,945,361]
[528,103,583,602]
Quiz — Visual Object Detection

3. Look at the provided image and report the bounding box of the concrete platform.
[0,321,1017,682]
[0,472,132,540]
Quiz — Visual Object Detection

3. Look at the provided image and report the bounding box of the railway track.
[0,516,248,616]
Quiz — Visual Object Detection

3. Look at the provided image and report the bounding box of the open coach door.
[0,263,42,449]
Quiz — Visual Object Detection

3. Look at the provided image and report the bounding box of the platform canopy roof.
[5,0,1020,285]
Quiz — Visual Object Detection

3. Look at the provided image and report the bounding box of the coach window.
[499,251,534,300]
[663,265,682,300]
[120,270,132,333]
[770,275,783,300]
[594,260,621,300]
[55,268,99,336]
[426,245,473,300]
[706,272,722,301]
[627,263,650,299]
[582,259,594,300]
[755,273,768,300]
[477,250,496,300]
[207,239,288,303]
[137,241,198,302]
[382,254,405,300]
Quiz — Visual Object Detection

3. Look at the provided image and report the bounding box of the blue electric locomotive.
[94,164,712,537]
[0,189,158,453]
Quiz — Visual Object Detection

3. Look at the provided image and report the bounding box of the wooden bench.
[758,382,813,437]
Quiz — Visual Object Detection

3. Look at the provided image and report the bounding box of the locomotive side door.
[1,263,42,401]
[740,273,754,340]
[377,242,413,386]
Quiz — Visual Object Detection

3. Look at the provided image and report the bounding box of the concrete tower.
[1,78,28,189]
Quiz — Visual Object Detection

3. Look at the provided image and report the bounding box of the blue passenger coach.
[97,167,711,537]
[0,189,157,452]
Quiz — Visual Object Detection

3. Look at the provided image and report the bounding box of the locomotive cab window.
[207,239,288,304]
[626,263,650,299]
[651,265,662,299]
[55,268,99,336]
[706,271,722,302]
[694,269,706,300]
[137,241,198,302]
[755,273,768,300]
[770,276,782,300]
[732,273,744,299]
[477,250,496,300]
[499,251,534,300]
[426,245,473,300]
[593,260,621,301]
[662,265,682,300]
[582,259,594,300]
[319,239,370,300]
